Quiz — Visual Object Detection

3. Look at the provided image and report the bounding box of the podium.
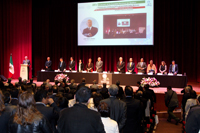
[20,64,28,80]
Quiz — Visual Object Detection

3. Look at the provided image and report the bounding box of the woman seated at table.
[147,60,157,74]
[159,61,167,74]
[86,58,93,72]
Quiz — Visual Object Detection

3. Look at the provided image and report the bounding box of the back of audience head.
[185,86,191,93]
[18,77,22,82]
[54,94,68,109]
[137,91,143,97]
[124,86,133,97]
[11,89,19,99]
[167,86,172,91]
[97,102,110,117]
[190,90,197,99]
[34,89,48,104]
[93,93,103,108]
[4,91,11,104]
[93,80,97,84]
[75,86,91,103]
[187,85,193,90]
[144,84,149,90]
[116,80,120,86]
[71,79,75,84]
[108,84,118,96]
[137,81,141,86]
[30,78,33,83]
[0,90,5,115]
[14,91,42,125]
[81,78,86,83]
[103,83,106,88]
[55,80,59,85]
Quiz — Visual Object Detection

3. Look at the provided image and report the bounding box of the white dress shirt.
[101,117,119,133]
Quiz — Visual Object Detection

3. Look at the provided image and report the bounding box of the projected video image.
[104,13,146,39]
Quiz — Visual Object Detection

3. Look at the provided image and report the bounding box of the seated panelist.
[147,60,157,74]
[159,61,167,74]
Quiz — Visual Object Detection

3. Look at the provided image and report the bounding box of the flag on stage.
[8,54,14,78]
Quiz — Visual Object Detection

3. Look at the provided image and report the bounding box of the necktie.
[120,62,121,65]
[26,60,27,64]
[60,62,62,67]
[130,62,131,67]
[88,63,90,67]
[172,65,175,72]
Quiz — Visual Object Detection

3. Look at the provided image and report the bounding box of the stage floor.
[7,79,200,95]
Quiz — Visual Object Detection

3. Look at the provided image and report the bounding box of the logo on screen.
[117,19,130,27]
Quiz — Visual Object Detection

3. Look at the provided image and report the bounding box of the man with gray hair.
[96,57,103,72]
[101,84,127,132]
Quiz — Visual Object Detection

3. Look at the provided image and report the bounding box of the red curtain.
[0,0,32,79]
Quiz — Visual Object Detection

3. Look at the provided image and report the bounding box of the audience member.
[101,84,127,132]
[54,93,68,111]
[10,88,19,105]
[165,86,180,124]
[8,91,52,133]
[116,80,124,100]
[185,95,200,132]
[185,91,197,120]
[7,78,13,88]
[122,86,142,133]
[0,90,17,133]
[182,86,191,120]
[101,83,109,99]
[57,86,105,133]
[34,89,59,132]
[90,80,98,91]
[97,102,119,133]
[77,78,86,89]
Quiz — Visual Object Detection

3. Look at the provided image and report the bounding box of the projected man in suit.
[127,58,135,73]
[82,19,98,37]
[95,57,103,72]
[117,57,125,73]
[136,58,147,74]
[58,58,66,72]
[69,57,75,71]
[45,57,52,71]
[169,60,178,75]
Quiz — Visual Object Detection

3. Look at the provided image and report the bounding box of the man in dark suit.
[136,58,147,74]
[69,57,75,71]
[101,84,127,132]
[77,78,86,89]
[117,57,125,73]
[122,86,142,133]
[45,57,52,71]
[58,57,66,71]
[127,58,135,73]
[96,57,103,72]
[34,89,59,132]
[82,19,98,37]
[23,56,31,66]
[57,86,105,133]
[86,58,93,72]
[169,60,178,75]
[77,59,84,72]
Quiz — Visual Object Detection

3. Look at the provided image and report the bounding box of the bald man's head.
[87,19,92,28]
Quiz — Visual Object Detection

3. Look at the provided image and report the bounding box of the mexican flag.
[8,54,14,78]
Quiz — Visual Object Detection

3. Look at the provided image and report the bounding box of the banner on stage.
[98,73,112,85]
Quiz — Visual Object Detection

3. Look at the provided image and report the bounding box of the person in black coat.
[116,80,124,100]
[58,58,66,71]
[86,58,93,72]
[101,84,127,132]
[45,57,52,71]
[100,83,109,99]
[8,91,52,133]
[122,86,142,133]
[0,90,17,133]
[57,86,105,133]
[69,57,75,71]
[77,78,86,90]
[77,59,84,72]
[117,57,125,73]
[143,84,156,109]
[34,89,59,132]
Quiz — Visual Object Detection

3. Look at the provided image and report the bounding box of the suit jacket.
[45,60,52,71]
[0,105,17,133]
[127,62,135,73]
[69,60,75,70]
[101,97,127,131]
[57,103,105,133]
[117,61,125,73]
[185,105,200,133]
[122,97,142,133]
[58,61,66,71]
[36,102,59,132]
[96,61,103,72]
[136,62,147,73]
[77,63,84,72]
[82,27,98,37]
[23,59,30,66]
[169,64,178,74]
[86,63,93,72]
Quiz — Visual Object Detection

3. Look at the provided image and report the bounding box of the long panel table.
[37,71,187,88]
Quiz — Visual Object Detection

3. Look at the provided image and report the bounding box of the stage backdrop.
[32,0,200,82]
[0,0,32,79]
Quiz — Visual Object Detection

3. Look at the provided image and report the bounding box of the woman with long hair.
[8,91,52,133]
